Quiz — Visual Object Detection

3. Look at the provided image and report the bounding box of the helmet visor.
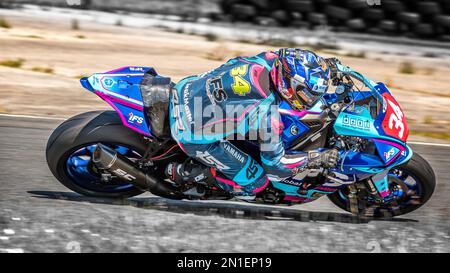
[292,80,316,107]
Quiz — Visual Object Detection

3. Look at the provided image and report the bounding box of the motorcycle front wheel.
[327,153,436,218]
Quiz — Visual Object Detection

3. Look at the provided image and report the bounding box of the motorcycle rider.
[166,48,340,200]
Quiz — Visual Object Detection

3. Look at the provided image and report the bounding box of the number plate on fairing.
[381,92,409,142]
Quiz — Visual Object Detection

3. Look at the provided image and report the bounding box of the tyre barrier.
[3,0,449,41]
[220,0,450,40]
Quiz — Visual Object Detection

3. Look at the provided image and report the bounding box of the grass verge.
[0,58,24,68]
[31,67,54,74]
[0,17,11,29]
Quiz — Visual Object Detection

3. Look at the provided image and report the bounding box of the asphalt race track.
[0,114,449,253]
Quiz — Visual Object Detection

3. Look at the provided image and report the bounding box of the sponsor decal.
[246,159,259,180]
[342,115,371,131]
[223,143,245,164]
[206,76,228,104]
[383,147,396,161]
[128,112,144,125]
[171,90,185,131]
[129,67,145,72]
[281,178,303,187]
[102,77,114,87]
[118,80,131,89]
[112,168,136,181]
[194,173,206,182]
[290,125,298,135]
[196,151,230,171]
[183,83,193,123]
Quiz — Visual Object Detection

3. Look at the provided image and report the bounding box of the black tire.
[379,20,397,33]
[439,34,450,42]
[415,23,435,37]
[398,12,421,25]
[381,0,405,13]
[345,0,369,10]
[328,153,436,218]
[219,0,241,13]
[285,0,315,13]
[435,15,450,28]
[249,0,273,11]
[230,4,257,21]
[367,27,384,35]
[271,10,290,25]
[416,2,441,16]
[254,16,279,27]
[346,18,366,31]
[46,110,148,198]
[324,5,352,20]
[307,12,327,25]
[363,8,384,21]
[291,20,311,29]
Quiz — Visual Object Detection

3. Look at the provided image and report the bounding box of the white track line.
[1,113,450,147]
[408,141,450,147]
[0,113,66,121]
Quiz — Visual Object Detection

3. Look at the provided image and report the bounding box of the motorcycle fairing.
[334,106,379,140]
[80,66,157,137]
[374,83,409,142]
[274,85,413,202]
[278,100,314,146]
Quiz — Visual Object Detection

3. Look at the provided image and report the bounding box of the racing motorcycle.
[46,64,436,218]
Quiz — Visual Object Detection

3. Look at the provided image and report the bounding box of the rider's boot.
[165,160,215,186]
[165,160,257,201]
[232,194,256,202]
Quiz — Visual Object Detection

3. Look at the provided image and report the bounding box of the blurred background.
[0,0,449,143]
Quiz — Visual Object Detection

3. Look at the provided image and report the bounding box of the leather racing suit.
[169,51,311,196]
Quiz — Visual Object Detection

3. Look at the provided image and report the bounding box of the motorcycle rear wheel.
[46,111,149,198]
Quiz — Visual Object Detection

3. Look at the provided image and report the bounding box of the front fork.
[368,170,391,201]
[348,170,391,214]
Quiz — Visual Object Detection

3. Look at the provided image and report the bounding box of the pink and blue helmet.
[272,48,331,110]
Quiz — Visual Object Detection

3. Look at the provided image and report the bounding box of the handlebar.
[334,63,385,105]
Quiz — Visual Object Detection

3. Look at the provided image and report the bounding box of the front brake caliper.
[370,175,391,203]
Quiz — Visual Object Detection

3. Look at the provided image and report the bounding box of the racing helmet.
[272,48,330,110]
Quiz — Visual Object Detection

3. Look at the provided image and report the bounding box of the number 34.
[387,99,405,139]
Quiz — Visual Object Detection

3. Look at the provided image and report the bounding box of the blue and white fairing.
[277,82,413,202]
[80,66,158,137]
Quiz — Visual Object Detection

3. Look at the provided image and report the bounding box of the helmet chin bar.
[274,48,331,111]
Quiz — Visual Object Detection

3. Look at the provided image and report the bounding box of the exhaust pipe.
[92,143,182,199]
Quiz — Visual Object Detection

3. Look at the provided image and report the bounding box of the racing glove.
[306,149,340,169]
[324,57,342,85]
